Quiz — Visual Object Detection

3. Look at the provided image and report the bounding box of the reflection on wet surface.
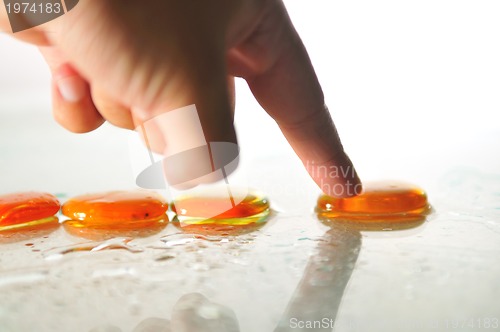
[0,216,60,244]
[273,212,428,332]
[171,215,271,236]
[62,218,168,241]
[275,224,362,332]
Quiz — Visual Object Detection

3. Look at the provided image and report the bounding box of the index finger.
[232,1,361,197]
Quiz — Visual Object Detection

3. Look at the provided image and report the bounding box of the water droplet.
[43,237,142,260]
[159,233,227,247]
[159,233,196,247]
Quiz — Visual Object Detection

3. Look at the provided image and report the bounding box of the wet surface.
[1,169,500,331]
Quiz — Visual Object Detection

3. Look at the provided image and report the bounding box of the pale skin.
[0,0,361,197]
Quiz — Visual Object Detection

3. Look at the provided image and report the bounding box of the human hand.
[1,0,361,197]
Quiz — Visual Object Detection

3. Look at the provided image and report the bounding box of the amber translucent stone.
[62,191,168,236]
[172,190,270,227]
[63,191,167,222]
[0,192,60,228]
[317,181,430,222]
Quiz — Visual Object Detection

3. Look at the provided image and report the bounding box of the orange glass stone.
[172,190,270,227]
[317,181,430,222]
[0,192,60,229]
[61,191,169,239]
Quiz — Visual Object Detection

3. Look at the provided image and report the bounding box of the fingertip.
[310,153,362,198]
[319,176,362,198]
